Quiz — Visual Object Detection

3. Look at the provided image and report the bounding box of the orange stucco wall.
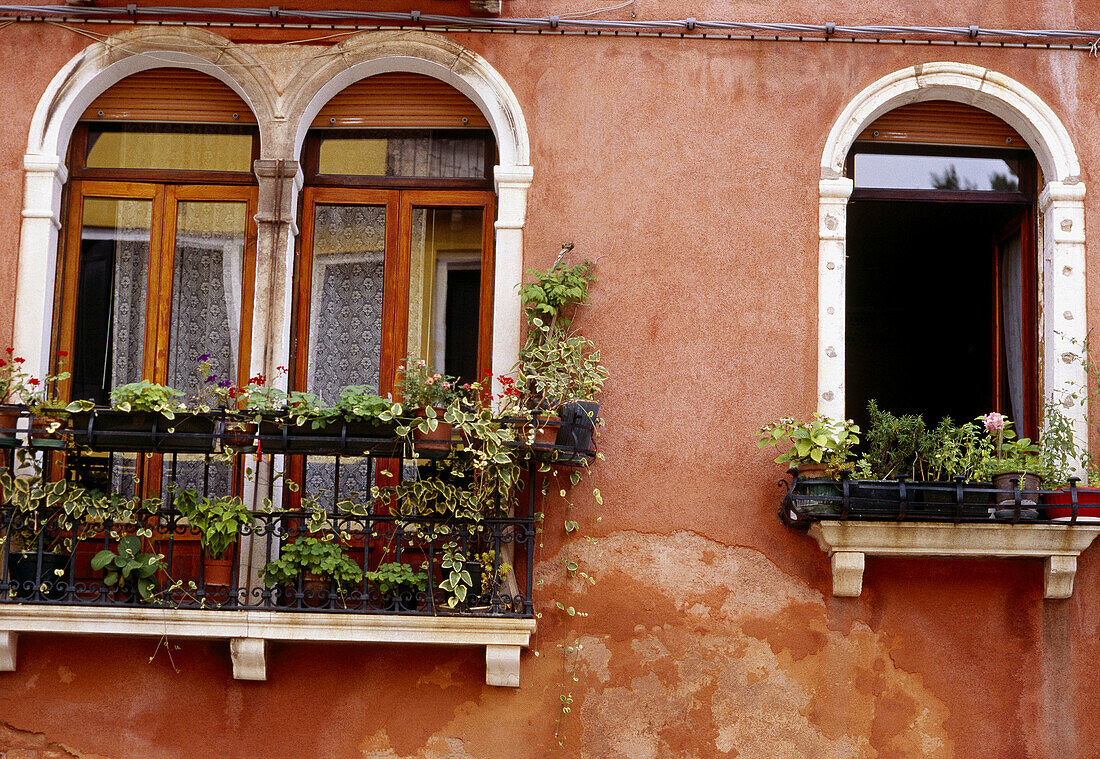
[2,3,1100,756]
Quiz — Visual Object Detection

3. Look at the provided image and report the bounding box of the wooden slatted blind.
[82,68,256,124]
[857,100,1026,148]
[312,72,489,129]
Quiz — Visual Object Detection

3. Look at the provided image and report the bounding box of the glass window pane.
[84,124,255,173]
[407,206,484,384]
[853,153,1020,191]
[306,204,387,401]
[165,201,249,401]
[71,197,153,404]
[316,129,489,179]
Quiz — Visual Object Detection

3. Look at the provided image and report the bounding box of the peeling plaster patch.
[826,346,837,358]
[827,306,835,315]
[56,665,74,684]
[822,391,834,402]
[1063,311,1074,321]
[825,214,838,230]
[1061,219,1073,231]
[0,721,88,758]
[549,532,953,758]
[416,664,461,690]
[1063,266,1073,277]
[826,261,836,270]
[358,731,476,759]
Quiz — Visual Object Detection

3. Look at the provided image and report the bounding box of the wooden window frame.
[301,128,496,191]
[69,122,260,186]
[57,179,258,394]
[292,187,496,399]
[847,142,1036,205]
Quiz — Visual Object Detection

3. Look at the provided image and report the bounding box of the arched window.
[57,68,259,405]
[844,100,1040,435]
[294,73,497,403]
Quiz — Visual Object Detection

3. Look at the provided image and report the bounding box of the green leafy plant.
[109,381,185,418]
[90,535,165,601]
[757,412,860,474]
[518,255,595,335]
[438,541,473,608]
[261,534,363,594]
[976,411,1048,481]
[854,401,992,481]
[517,332,607,410]
[364,561,428,596]
[475,549,511,595]
[173,489,253,559]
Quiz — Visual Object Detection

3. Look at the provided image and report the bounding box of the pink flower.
[416,360,426,368]
[983,412,1005,432]
[425,378,435,386]
[441,382,451,389]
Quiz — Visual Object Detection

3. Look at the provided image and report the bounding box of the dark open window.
[845,140,1039,437]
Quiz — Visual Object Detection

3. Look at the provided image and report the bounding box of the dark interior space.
[71,240,116,404]
[444,268,480,386]
[846,200,1024,434]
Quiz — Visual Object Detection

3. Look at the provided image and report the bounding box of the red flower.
[5,348,12,354]
[28,378,40,387]
[57,350,69,357]
[13,358,24,364]
[250,373,266,385]
[0,360,7,368]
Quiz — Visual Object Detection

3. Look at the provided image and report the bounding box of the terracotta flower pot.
[221,419,257,451]
[203,552,235,587]
[413,409,453,455]
[0,408,20,447]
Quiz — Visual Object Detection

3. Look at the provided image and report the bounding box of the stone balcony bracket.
[808,521,1100,599]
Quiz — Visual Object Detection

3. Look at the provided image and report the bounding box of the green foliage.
[1039,402,1080,487]
[438,541,472,608]
[757,412,860,473]
[243,385,288,414]
[90,535,164,601]
[517,330,608,410]
[109,381,185,417]
[364,561,428,596]
[173,489,253,559]
[261,534,363,594]
[337,385,400,422]
[518,258,595,335]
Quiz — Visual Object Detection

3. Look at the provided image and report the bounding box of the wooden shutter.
[857,101,1025,149]
[82,69,255,124]
[312,72,489,129]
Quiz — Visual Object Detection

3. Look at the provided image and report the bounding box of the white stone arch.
[817,62,1087,454]
[281,30,533,385]
[15,27,276,378]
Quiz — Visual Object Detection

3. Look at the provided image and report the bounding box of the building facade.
[0,2,1099,757]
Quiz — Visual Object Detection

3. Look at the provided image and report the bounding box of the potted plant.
[514,257,607,459]
[282,386,401,455]
[758,413,860,515]
[464,549,512,609]
[978,412,1046,519]
[261,533,363,608]
[24,351,73,449]
[70,380,214,452]
[90,535,165,603]
[1,470,94,600]
[173,489,253,590]
[364,560,428,611]
[397,359,460,454]
[0,349,32,447]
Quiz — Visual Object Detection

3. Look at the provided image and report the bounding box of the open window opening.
[844,102,1039,438]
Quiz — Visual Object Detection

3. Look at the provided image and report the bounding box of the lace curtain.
[305,204,387,508]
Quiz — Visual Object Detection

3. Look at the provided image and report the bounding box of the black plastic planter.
[70,410,216,453]
[555,401,599,455]
[7,551,69,601]
[259,418,401,457]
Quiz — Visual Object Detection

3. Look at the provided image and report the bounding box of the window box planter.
[6,551,69,601]
[1043,486,1100,522]
[70,410,216,453]
[258,417,400,457]
[0,408,20,448]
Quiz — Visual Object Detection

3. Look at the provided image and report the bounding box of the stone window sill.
[0,607,536,686]
[808,521,1100,599]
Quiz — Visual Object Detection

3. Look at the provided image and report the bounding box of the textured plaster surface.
[3,10,1100,758]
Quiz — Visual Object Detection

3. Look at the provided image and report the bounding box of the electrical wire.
[4,8,1100,52]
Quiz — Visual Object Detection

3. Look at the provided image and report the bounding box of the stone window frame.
[817,62,1088,457]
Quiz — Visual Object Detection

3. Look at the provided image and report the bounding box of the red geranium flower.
[57,350,69,357]
[28,378,40,387]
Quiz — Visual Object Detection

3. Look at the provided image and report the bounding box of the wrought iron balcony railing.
[780,468,1100,528]
[0,405,595,618]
